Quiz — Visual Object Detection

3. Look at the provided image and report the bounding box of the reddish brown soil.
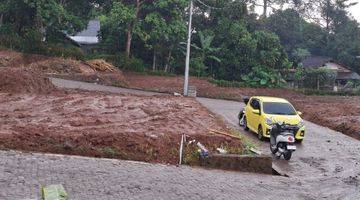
[0,90,244,164]
[0,50,127,87]
[125,72,360,140]
[125,71,303,99]
[52,72,128,87]
[291,96,360,140]
[0,68,55,94]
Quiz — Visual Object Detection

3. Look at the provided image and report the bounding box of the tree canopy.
[1,0,359,85]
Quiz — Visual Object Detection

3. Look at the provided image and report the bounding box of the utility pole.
[184,0,193,96]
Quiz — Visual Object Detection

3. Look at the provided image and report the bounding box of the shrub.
[115,54,146,72]
[0,26,25,50]
[241,65,284,88]
[44,44,85,60]
[354,87,360,95]
[22,28,45,53]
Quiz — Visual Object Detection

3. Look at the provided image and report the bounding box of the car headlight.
[298,120,305,127]
[265,117,273,125]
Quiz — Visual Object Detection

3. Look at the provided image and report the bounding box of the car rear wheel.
[258,125,264,141]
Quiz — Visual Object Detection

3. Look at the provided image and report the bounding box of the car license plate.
[287,145,296,150]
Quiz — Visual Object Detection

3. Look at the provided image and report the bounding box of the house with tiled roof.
[300,56,360,85]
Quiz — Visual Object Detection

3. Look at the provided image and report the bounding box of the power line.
[195,0,249,10]
[195,0,225,10]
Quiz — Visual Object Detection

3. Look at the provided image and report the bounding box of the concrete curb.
[199,154,273,174]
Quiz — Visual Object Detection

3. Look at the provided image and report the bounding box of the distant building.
[68,20,100,53]
[300,56,360,86]
[285,56,360,90]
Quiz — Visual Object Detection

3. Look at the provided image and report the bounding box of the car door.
[247,98,261,132]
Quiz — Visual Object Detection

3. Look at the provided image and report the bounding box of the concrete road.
[0,78,358,199]
[1,149,359,200]
[50,77,163,96]
[197,98,360,178]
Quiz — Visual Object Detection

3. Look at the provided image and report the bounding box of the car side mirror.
[252,109,260,115]
[297,111,302,116]
[243,97,249,105]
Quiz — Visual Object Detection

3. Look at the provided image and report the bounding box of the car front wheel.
[258,125,264,141]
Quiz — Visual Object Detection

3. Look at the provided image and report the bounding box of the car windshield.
[263,102,296,115]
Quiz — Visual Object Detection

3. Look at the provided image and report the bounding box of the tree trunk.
[125,27,132,58]
[164,50,172,72]
[262,0,268,18]
[0,14,3,27]
[152,49,156,71]
[317,76,320,90]
[125,0,141,58]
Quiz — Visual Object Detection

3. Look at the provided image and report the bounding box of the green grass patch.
[97,147,119,158]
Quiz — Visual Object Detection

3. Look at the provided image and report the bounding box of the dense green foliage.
[303,68,337,90]
[0,0,96,57]
[1,0,359,87]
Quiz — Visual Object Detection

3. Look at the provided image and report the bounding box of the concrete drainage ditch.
[199,153,273,174]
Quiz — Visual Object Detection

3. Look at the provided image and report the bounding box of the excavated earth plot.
[125,72,360,140]
[0,91,245,164]
[0,73,245,164]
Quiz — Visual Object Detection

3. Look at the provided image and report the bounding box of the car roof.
[252,96,290,103]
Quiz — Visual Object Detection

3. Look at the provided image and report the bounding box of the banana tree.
[191,31,221,77]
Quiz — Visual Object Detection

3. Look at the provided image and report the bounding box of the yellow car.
[242,96,305,142]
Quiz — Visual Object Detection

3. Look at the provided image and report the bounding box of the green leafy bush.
[115,54,146,72]
[0,26,25,50]
[45,44,85,60]
[241,65,284,87]
[22,28,45,53]
[354,87,360,95]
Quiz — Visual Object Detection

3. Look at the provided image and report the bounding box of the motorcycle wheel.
[284,151,292,160]
[238,114,244,126]
[244,117,249,131]
[270,144,277,154]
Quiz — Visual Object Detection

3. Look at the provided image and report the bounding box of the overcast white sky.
[253,0,360,22]
[348,0,360,22]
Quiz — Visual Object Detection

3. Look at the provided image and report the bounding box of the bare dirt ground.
[125,72,360,140]
[1,49,358,140]
[0,50,128,87]
[0,69,244,164]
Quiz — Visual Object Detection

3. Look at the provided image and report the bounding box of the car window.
[250,99,260,110]
[263,102,296,115]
